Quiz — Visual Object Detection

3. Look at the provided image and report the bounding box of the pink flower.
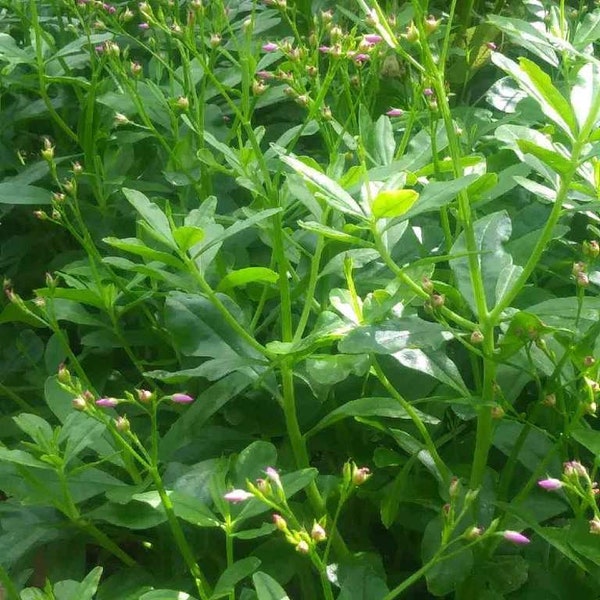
[538,478,563,491]
[423,88,434,97]
[564,460,588,477]
[386,108,403,117]
[172,393,194,404]
[262,42,278,52]
[224,489,253,503]
[353,53,370,64]
[96,397,118,407]
[265,467,282,488]
[364,34,382,44]
[256,70,273,80]
[318,45,331,53]
[486,42,497,51]
[139,22,150,30]
[503,530,530,545]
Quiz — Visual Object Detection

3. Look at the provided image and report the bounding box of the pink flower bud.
[311,522,327,542]
[364,34,382,44]
[262,42,278,52]
[486,42,497,50]
[273,514,287,530]
[386,108,403,117]
[503,530,530,545]
[564,460,588,478]
[224,489,253,503]
[265,467,282,488]
[96,397,118,408]
[172,393,194,404]
[138,22,150,30]
[423,87,434,97]
[137,389,154,403]
[537,478,563,491]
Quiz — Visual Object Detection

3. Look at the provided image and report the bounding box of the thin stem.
[372,357,451,484]
[152,469,212,600]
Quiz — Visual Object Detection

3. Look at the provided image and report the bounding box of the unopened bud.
[57,364,71,384]
[431,293,445,308]
[577,271,590,287]
[543,393,556,407]
[33,210,47,220]
[210,33,222,47]
[422,277,434,294]
[311,522,327,542]
[176,96,189,110]
[470,330,484,344]
[424,15,440,34]
[136,389,154,403]
[72,161,83,175]
[584,240,600,258]
[465,526,483,540]
[295,540,310,554]
[41,138,54,161]
[404,22,419,43]
[273,514,287,531]
[72,396,87,411]
[115,415,130,433]
[352,465,371,486]
[584,355,596,367]
[252,80,267,95]
[130,61,142,76]
[590,517,600,535]
[449,477,460,498]
[491,405,505,419]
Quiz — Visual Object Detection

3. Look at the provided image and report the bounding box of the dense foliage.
[2,0,600,598]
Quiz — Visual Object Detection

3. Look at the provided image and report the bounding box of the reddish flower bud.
[172,393,194,404]
[503,530,530,545]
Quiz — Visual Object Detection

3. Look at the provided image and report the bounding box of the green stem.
[488,140,584,323]
[469,326,496,490]
[152,470,212,600]
[372,357,451,484]
[29,0,78,143]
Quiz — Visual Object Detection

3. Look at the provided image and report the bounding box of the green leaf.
[372,189,419,219]
[164,292,260,361]
[252,572,290,600]
[492,53,576,136]
[0,183,52,205]
[339,317,453,354]
[423,517,473,596]
[71,567,103,600]
[233,441,278,488]
[279,153,364,217]
[173,225,205,252]
[305,354,369,386]
[450,211,523,315]
[487,15,558,67]
[139,591,196,600]
[402,175,478,221]
[571,61,600,139]
[574,10,600,48]
[571,428,600,456]
[516,139,571,175]
[307,396,440,437]
[0,448,52,469]
[13,413,53,447]
[160,373,252,460]
[122,187,176,248]
[218,267,279,292]
[103,237,183,268]
[212,558,261,599]
[298,221,369,245]
[393,348,468,394]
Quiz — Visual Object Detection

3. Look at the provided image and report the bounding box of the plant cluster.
[2,0,600,598]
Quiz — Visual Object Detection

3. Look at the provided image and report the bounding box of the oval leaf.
[372,189,419,219]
